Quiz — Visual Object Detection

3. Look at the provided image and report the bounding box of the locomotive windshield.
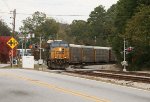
[51,41,69,48]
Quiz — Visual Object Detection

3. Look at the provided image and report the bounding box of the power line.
[0,11,11,14]
[16,12,87,16]
[0,11,149,17]
[42,14,87,17]
[0,11,87,16]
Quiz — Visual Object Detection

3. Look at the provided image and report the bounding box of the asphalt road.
[0,69,150,102]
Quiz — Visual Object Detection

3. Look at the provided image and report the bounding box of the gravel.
[62,72,150,91]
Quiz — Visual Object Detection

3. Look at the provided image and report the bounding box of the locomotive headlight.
[59,48,62,51]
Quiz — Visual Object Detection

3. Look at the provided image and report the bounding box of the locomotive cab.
[47,40,69,69]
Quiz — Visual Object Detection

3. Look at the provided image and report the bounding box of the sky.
[0,0,118,31]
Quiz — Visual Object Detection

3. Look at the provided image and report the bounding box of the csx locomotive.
[46,40,116,69]
[46,40,70,69]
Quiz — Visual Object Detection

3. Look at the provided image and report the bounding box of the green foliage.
[70,20,90,45]
[37,18,59,40]
[88,5,106,26]
[105,4,117,45]
[57,23,72,43]
[0,20,11,36]
[114,0,138,33]
[87,5,111,46]
[111,0,150,70]
[124,5,150,70]
[20,11,46,33]
[20,11,59,41]
[137,0,150,6]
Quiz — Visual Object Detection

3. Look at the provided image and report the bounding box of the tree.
[20,11,46,33]
[105,4,117,45]
[70,20,90,45]
[137,0,150,6]
[111,0,140,67]
[114,0,138,33]
[20,11,59,41]
[37,18,59,40]
[110,0,150,70]
[124,5,150,69]
[57,23,72,43]
[87,5,110,46]
[0,19,11,36]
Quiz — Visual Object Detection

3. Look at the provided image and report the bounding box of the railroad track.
[65,70,150,83]
[94,70,150,77]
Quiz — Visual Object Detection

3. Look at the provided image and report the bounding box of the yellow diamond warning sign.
[7,37,18,49]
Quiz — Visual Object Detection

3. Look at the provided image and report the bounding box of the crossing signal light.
[29,45,32,49]
[127,47,134,52]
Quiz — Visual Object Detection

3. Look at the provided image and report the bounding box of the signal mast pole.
[123,38,127,71]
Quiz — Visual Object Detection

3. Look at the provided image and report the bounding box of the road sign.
[7,37,18,49]
[9,50,13,57]
[121,61,128,66]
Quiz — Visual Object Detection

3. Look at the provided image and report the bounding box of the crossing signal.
[127,47,134,52]
[29,45,32,49]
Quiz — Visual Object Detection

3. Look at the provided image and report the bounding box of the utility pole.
[22,38,24,56]
[12,9,16,37]
[10,9,16,67]
[24,33,27,55]
[38,36,43,70]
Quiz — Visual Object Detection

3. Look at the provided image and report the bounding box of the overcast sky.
[0,0,118,31]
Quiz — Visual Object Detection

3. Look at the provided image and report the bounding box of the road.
[0,69,149,102]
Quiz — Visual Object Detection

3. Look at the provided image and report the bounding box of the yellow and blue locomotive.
[46,40,69,69]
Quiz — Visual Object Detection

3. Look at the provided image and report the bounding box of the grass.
[0,64,21,69]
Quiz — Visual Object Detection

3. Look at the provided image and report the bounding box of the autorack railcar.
[69,44,116,65]
[69,44,83,64]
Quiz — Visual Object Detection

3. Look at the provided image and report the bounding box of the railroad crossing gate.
[7,37,18,49]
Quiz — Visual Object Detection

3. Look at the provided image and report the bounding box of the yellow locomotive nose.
[47,40,69,69]
[59,48,62,51]
[51,47,67,59]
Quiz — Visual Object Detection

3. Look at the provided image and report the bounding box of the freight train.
[46,40,116,69]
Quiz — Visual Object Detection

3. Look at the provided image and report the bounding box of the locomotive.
[46,40,116,69]
[46,40,70,69]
